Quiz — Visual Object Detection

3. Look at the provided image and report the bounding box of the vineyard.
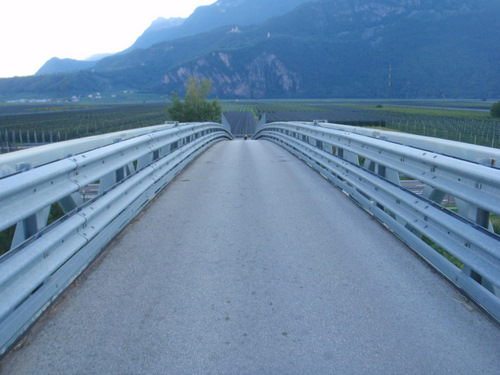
[362,104,500,148]
[1,100,499,152]
[0,103,168,152]
[222,99,500,148]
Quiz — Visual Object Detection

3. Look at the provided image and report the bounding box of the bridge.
[0,120,499,373]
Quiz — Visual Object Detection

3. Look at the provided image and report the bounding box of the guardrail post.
[137,153,153,170]
[455,198,494,232]
[343,150,360,166]
[476,208,491,230]
[11,206,51,250]
[422,186,446,203]
[59,193,84,213]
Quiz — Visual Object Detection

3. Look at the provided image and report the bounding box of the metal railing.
[0,122,233,356]
[254,121,500,322]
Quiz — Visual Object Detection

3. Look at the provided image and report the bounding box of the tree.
[491,101,500,118]
[167,77,222,122]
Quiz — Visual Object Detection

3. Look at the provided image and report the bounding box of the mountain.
[128,17,186,51]
[1,0,499,100]
[129,0,311,50]
[36,57,97,75]
[85,53,114,61]
[33,16,186,76]
[34,0,311,76]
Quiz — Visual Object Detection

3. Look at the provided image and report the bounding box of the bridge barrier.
[0,122,233,356]
[254,121,500,322]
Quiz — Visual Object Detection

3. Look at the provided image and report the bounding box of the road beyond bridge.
[1,140,499,374]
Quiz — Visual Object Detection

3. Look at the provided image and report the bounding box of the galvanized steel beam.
[255,122,500,322]
[0,122,232,356]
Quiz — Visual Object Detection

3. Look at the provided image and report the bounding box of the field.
[221,99,500,148]
[0,103,168,151]
[1,99,499,152]
[352,102,500,148]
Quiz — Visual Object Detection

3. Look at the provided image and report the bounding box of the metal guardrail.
[0,122,233,356]
[254,121,500,322]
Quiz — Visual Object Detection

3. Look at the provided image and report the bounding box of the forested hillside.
[1,0,498,99]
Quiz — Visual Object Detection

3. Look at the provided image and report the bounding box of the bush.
[490,101,500,118]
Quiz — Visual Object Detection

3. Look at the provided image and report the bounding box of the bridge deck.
[1,140,498,374]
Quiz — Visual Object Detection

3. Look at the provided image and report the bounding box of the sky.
[0,0,217,78]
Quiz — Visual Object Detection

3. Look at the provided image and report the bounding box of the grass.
[0,226,15,256]
[426,212,500,270]
[422,236,464,269]
[0,203,66,257]
[419,209,499,271]
[491,214,500,235]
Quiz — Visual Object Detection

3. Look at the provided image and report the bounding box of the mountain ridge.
[2,0,499,100]
[35,0,311,76]
[128,0,311,51]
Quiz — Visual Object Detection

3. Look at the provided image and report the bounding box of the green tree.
[168,77,222,122]
[491,101,500,118]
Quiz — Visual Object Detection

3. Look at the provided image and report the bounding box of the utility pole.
[387,64,392,99]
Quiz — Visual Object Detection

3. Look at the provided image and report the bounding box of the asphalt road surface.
[223,112,257,136]
[1,140,499,374]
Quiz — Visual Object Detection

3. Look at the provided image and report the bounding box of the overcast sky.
[0,0,217,78]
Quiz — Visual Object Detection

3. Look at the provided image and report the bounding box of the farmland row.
[1,100,499,151]
[371,106,500,148]
[0,104,168,151]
